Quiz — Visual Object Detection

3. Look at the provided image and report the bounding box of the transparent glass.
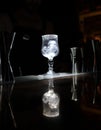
[0,32,16,128]
[42,79,60,117]
[41,34,59,75]
[70,47,82,101]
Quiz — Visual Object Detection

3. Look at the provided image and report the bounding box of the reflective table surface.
[1,72,101,130]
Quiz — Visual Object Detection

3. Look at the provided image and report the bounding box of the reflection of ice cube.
[42,95,49,104]
[42,90,59,109]
[49,94,59,109]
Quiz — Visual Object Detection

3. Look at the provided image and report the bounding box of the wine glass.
[41,34,59,75]
[42,79,60,117]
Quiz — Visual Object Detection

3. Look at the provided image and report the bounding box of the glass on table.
[41,34,59,76]
[70,47,83,101]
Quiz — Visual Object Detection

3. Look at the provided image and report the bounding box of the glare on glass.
[41,34,59,75]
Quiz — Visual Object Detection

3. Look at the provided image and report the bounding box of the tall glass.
[70,47,82,101]
[41,34,59,75]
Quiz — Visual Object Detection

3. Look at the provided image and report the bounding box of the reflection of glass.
[42,79,60,117]
[41,34,59,75]
[8,32,16,128]
[0,32,16,128]
[0,85,2,111]
[71,73,78,101]
[71,88,78,101]
[0,51,2,112]
[0,53,2,82]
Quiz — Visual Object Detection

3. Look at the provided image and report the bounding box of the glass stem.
[48,79,54,90]
[48,59,54,74]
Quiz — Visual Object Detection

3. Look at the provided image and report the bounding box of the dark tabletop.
[1,72,101,130]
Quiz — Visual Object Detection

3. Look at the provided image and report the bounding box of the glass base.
[43,111,59,118]
[46,70,55,75]
[42,70,55,79]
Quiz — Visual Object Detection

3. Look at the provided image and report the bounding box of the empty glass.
[70,47,83,101]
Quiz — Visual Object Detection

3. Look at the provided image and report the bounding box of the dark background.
[0,0,101,76]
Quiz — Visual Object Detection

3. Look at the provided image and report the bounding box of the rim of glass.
[70,47,80,49]
[42,34,58,38]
